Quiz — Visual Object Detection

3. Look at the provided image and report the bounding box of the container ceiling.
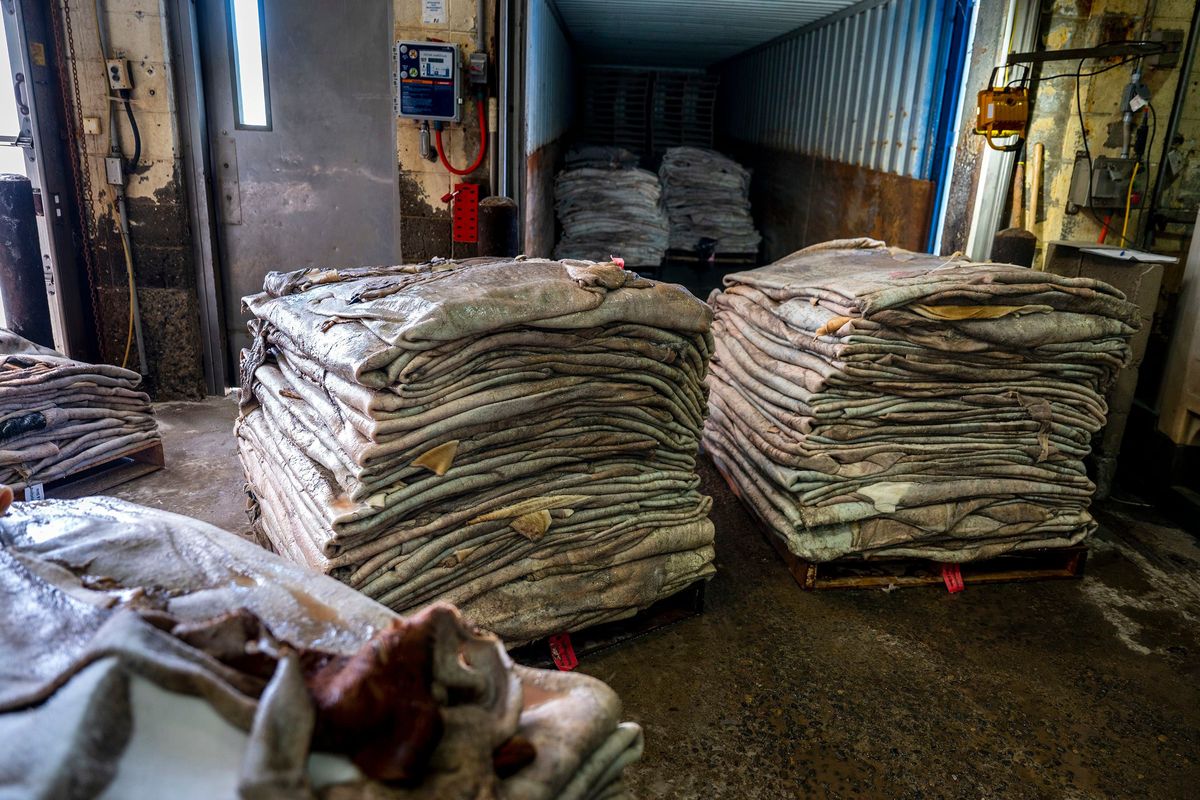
[552,0,862,68]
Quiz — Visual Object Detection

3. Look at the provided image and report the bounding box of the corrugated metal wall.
[553,0,859,67]
[719,0,957,180]
[525,0,576,154]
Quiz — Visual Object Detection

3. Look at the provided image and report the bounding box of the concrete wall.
[396,0,496,262]
[57,0,204,399]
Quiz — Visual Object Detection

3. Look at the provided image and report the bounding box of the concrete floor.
[109,399,1200,799]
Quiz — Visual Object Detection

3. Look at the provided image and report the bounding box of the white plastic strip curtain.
[719,0,961,181]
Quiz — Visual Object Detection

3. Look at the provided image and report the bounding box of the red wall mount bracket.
[448,182,479,243]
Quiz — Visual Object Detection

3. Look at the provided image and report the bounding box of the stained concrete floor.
[108,398,1200,799]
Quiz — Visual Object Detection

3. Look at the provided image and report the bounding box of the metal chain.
[47,0,107,356]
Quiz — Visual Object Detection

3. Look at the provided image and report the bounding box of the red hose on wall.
[435,99,487,176]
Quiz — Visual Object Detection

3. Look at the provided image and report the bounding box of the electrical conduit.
[435,100,488,176]
[94,0,147,374]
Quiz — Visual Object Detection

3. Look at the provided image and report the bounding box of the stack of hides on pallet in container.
[703,239,1139,562]
[0,328,158,491]
[554,146,669,267]
[0,492,643,799]
[659,147,761,256]
[237,257,716,646]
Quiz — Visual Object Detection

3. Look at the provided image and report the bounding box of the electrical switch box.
[104,156,124,186]
[106,59,132,91]
[395,41,460,122]
[468,52,488,85]
[1067,154,1138,212]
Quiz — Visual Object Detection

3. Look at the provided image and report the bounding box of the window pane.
[0,18,22,141]
[230,0,269,128]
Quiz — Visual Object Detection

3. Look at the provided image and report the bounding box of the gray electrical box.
[395,41,460,122]
[1068,154,1138,212]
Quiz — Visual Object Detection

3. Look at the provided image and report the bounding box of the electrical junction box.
[104,156,124,186]
[1067,154,1138,212]
[106,59,132,91]
[395,41,460,122]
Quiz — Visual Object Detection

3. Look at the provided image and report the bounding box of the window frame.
[226,0,272,131]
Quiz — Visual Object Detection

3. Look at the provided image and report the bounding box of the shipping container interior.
[522,0,975,294]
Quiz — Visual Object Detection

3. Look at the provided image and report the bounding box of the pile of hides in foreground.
[703,239,1138,562]
[237,256,716,646]
[658,147,761,257]
[0,490,643,799]
[0,328,159,490]
[554,146,669,267]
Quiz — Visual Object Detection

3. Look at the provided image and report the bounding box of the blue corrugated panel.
[525,0,576,154]
[718,0,963,180]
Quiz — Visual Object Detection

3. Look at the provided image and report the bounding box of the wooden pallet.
[11,439,165,501]
[764,529,1087,591]
[664,249,759,268]
[509,580,706,668]
[709,452,1087,591]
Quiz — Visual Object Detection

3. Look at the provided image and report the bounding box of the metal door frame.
[2,0,93,357]
[166,0,226,395]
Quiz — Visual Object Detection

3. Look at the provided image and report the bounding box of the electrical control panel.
[106,59,132,91]
[1067,155,1138,212]
[395,41,460,122]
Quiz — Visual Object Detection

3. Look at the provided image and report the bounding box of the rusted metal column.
[0,174,53,347]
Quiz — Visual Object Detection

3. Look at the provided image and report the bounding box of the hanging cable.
[121,90,141,173]
[435,99,487,176]
[92,0,145,373]
[1121,161,1141,244]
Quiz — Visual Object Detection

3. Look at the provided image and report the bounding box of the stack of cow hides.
[703,239,1138,562]
[237,257,716,645]
[0,328,159,491]
[659,146,761,256]
[0,492,644,799]
[554,146,669,267]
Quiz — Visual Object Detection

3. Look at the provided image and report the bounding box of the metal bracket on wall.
[1006,39,1179,67]
[450,182,479,243]
[216,137,242,225]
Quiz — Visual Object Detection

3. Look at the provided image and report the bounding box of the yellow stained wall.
[56,0,205,398]
[1026,0,1195,262]
[396,0,497,260]
[59,0,180,228]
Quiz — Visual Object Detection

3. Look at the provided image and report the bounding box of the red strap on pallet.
[548,632,578,671]
[941,563,965,593]
[450,183,479,243]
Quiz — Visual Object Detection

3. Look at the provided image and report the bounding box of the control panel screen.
[420,51,453,80]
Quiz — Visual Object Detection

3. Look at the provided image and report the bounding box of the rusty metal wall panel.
[718,0,952,180]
